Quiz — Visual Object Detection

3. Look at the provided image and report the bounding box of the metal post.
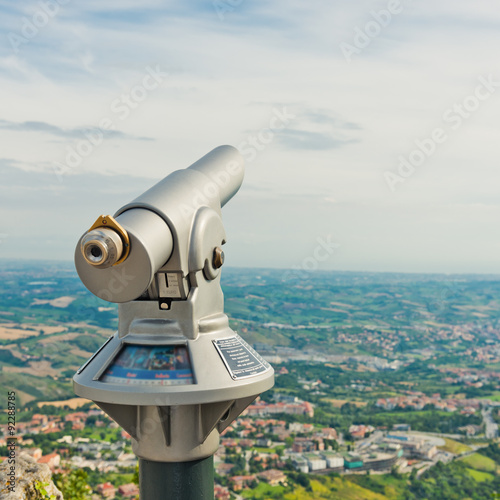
[139,456,214,500]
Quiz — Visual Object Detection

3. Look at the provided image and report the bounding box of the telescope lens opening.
[85,242,106,265]
[90,246,102,259]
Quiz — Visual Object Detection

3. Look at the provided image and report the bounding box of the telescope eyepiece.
[81,228,123,269]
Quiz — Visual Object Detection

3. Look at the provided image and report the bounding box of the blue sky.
[1,0,500,273]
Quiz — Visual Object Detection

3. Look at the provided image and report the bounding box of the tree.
[390,465,401,479]
[292,472,311,491]
[53,469,91,500]
[133,463,139,485]
[325,439,339,451]
[86,415,98,426]
[409,467,417,482]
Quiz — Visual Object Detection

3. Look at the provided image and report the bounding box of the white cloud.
[0,1,499,271]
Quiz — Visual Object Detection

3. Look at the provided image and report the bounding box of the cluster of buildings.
[0,387,482,498]
[225,469,287,491]
[465,343,500,364]
[258,321,492,360]
[289,428,445,474]
[94,482,139,499]
[438,365,500,388]
[216,414,411,486]
[67,438,137,472]
[290,444,403,474]
[252,319,500,369]
[253,341,406,372]
[348,424,375,440]
[214,484,231,499]
[243,398,314,418]
[0,407,142,499]
[0,407,140,474]
[0,409,108,438]
[221,415,335,448]
[384,433,438,461]
[1,407,321,498]
[336,329,402,355]
[376,392,482,415]
[215,408,464,490]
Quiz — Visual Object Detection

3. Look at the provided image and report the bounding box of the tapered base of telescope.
[73,304,274,462]
[139,457,214,500]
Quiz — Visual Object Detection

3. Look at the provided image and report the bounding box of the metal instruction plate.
[213,335,270,380]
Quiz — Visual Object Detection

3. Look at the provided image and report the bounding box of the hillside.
[1,261,500,406]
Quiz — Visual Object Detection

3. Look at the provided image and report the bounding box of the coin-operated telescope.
[73,146,274,499]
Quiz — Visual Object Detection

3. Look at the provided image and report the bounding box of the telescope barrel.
[187,145,245,207]
[119,145,244,219]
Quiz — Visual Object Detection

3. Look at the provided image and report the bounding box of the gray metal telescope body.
[73,146,274,463]
[75,145,245,304]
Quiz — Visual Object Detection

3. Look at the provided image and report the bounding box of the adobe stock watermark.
[340,0,407,63]
[178,158,244,221]
[97,268,136,302]
[127,395,171,440]
[213,0,244,21]
[425,279,464,314]
[177,105,294,221]
[41,340,63,360]
[384,74,500,192]
[282,236,340,283]
[52,65,167,182]
[238,106,295,163]
[8,0,70,54]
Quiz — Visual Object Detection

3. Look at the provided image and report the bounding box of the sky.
[1,0,500,274]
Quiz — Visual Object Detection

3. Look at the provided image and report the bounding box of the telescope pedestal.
[72,146,274,499]
[139,456,214,500]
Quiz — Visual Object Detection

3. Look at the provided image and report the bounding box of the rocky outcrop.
[0,453,63,499]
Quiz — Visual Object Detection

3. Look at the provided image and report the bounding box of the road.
[357,430,384,450]
[482,408,499,439]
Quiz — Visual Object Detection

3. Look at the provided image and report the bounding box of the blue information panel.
[100,345,194,386]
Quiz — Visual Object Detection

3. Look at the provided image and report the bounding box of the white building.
[292,456,309,473]
[304,453,327,471]
[321,452,344,469]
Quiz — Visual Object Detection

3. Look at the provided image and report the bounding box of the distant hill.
[1,260,500,407]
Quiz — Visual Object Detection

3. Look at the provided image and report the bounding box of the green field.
[439,438,472,455]
[241,476,391,500]
[481,392,500,402]
[466,467,494,482]
[241,482,286,499]
[460,453,499,473]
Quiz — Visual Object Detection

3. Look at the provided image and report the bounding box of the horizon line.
[1,257,500,278]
